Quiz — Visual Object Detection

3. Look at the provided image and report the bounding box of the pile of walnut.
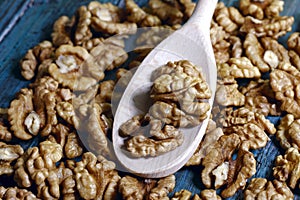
[119,60,211,157]
[1,0,300,199]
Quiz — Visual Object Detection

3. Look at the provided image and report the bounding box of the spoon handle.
[188,0,218,30]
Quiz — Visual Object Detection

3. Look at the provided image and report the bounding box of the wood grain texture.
[0,0,299,199]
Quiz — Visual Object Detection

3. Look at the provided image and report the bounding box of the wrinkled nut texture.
[8,88,34,140]
[273,147,300,189]
[276,114,300,150]
[187,120,224,166]
[20,40,54,80]
[171,189,192,200]
[0,186,39,200]
[221,142,256,198]
[0,142,24,176]
[218,57,261,79]
[74,6,92,45]
[241,79,281,116]
[74,152,120,199]
[241,15,294,39]
[288,32,300,55]
[270,63,300,118]
[244,33,270,72]
[216,78,245,107]
[244,178,294,200]
[32,76,58,137]
[200,189,222,200]
[119,175,175,200]
[239,0,284,19]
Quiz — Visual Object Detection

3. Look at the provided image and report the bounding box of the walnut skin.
[0,142,23,176]
[0,186,39,200]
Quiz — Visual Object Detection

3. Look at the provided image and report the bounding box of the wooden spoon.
[112,0,218,178]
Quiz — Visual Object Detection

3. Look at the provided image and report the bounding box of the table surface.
[0,0,300,199]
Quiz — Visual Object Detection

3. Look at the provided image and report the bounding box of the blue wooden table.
[0,0,300,199]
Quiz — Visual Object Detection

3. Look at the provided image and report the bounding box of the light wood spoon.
[112,0,218,178]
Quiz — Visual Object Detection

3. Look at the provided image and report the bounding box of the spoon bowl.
[113,0,218,178]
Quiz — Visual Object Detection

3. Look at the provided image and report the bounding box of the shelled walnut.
[241,79,281,116]
[276,114,300,150]
[0,186,39,200]
[20,40,54,80]
[51,16,74,47]
[216,77,245,107]
[240,16,294,39]
[288,32,300,55]
[239,0,284,19]
[217,57,261,79]
[73,152,120,199]
[8,88,34,140]
[119,174,175,200]
[186,120,224,166]
[244,178,294,200]
[0,142,23,176]
[270,63,300,117]
[125,0,161,27]
[273,147,300,189]
[201,134,256,198]
[74,6,93,45]
[14,140,63,199]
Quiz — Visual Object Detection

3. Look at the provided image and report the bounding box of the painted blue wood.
[0,0,300,199]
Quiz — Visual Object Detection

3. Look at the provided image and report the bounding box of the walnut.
[0,186,39,200]
[240,16,294,39]
[270,63,300,117]
[217,57,261,79]
[288,32,300,55]
[273,147,300,189]
[199,189,221,200]
[31,76,58,137]
[51,16,74,47]
[210,20,229,46]
[201,135,256,198]
[289,50,300,70]
[82,37,104,51]
[0,122,12,142]
[220,142,256,198]
[214,2,244,34]
[239,0,284,19]
[94,80,115,104]
[276,114,300,150]
[125,0,161,27]
[244,33,270,72]
[220,107,276,135]
[119,175,175,200]
[73,152,120,199]
[178,0,196,20]
[171,189,192,200]
[65,132,83,159]
[261,37,290,68]
[88,1,122,23]
[0,142,23,176]
[49,45,99,90]
[90,37,128,71]
[76,103,109,156]
[244,178,294,200]
[24,111,40,136]
[20,41,54,80]
[150,60,211,121]
[74,6,92,45]
[91,16,137,35]
[8,88,34,140]
[241,79,281,116]
[201,134,241,188]
[186,120,224,166]
[14,140,63,199]
[123,116,184,157]
[229,36,243,58]
[56,102,79,127]
[216,78,245,107]
[148,0,183,25]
